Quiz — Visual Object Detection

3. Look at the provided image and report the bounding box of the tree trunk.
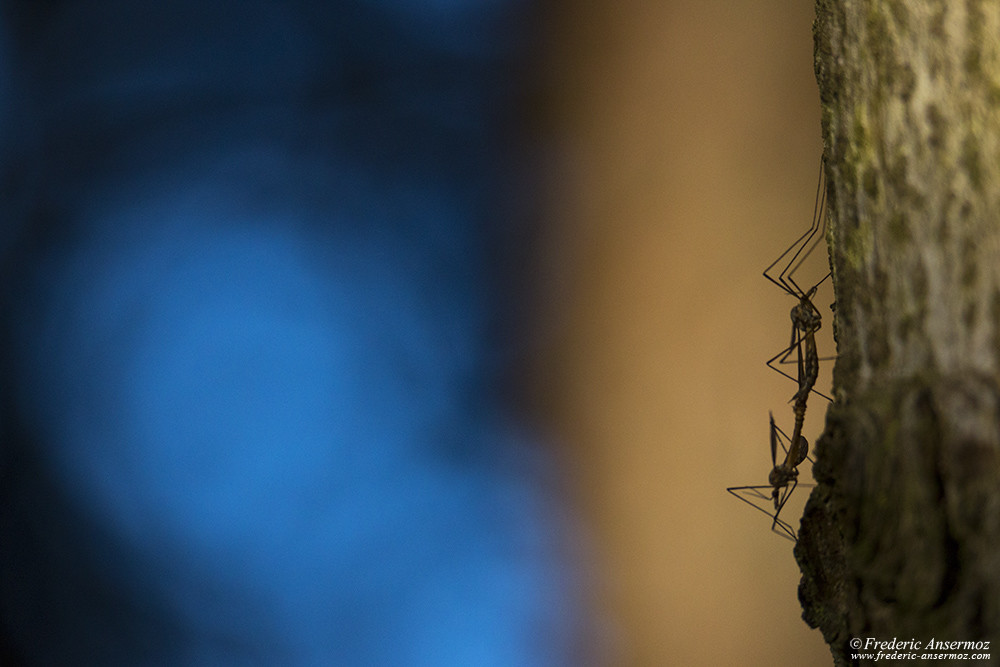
[799,1,1000,664]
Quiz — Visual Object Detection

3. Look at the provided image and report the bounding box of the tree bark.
[800,1,1000,664]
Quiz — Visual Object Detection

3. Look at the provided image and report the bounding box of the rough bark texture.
[799,1,1000,664]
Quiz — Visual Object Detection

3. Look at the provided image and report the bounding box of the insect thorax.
[769,465,798,488]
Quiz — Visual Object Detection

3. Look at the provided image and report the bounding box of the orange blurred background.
[530,1,834,664]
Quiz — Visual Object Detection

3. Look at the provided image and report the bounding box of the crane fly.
[763,160,834,405]
[727,413,814,541]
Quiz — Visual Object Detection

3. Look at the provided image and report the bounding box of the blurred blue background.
[0,1,584,664]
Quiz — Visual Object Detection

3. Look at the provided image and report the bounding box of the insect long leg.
[726,485,798,542]
[783,182,827,298]
[763,160,827,299]
[772,515,798,542]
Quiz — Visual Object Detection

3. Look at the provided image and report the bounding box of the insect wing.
[769,413,779,467]
[771,415,813,466]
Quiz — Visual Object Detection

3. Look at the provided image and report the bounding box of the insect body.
[784,283,823,460]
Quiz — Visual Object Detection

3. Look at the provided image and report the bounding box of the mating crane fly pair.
[727,165,832,542]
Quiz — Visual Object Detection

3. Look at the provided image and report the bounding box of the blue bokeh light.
[0,2,583,664]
